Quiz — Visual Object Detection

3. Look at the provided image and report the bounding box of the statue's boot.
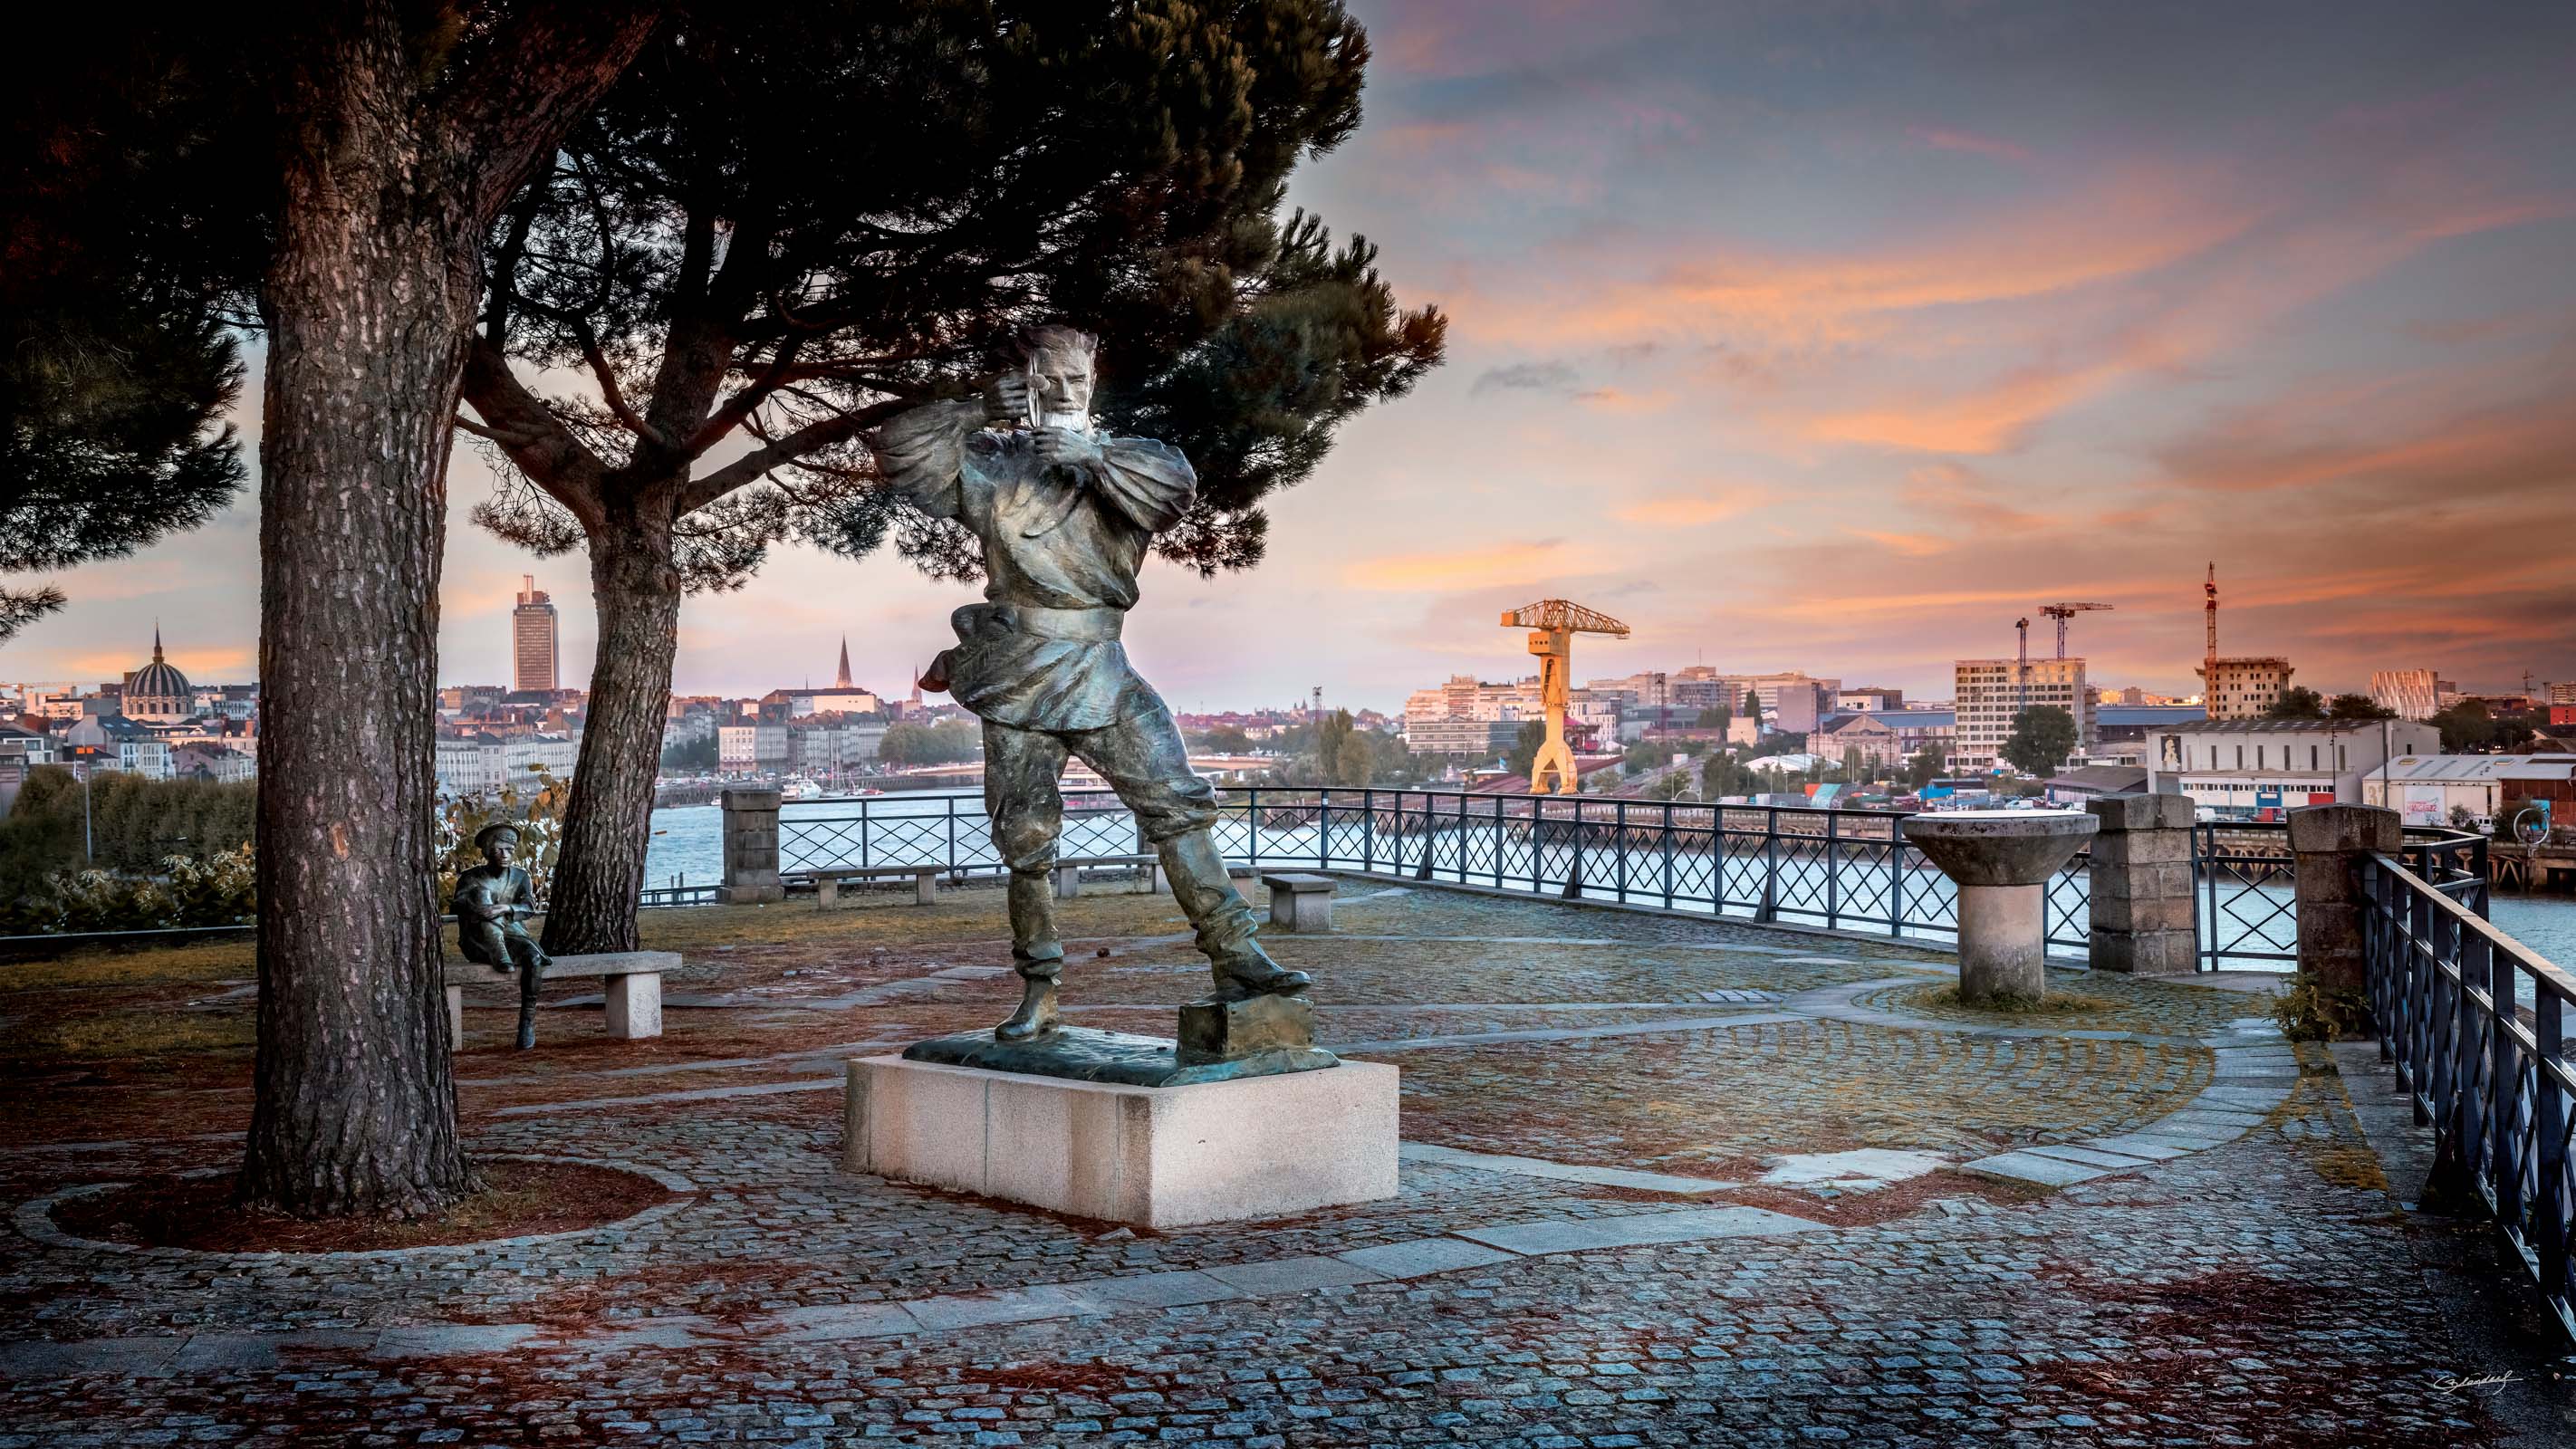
[997,869,1065,1042]
[514,954,543,1050]
[995,977,1061,1042]
[1158,830,1310,1001]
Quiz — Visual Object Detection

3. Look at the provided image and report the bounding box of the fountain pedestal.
[1900,811,2100,1004]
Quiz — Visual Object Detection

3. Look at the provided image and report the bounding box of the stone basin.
[1900,809,2098,887]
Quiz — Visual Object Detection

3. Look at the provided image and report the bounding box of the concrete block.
[1053,864,1081,898]
[1179,993,1316,1061]
[815,876,846,909]
[446,984,464,1044]
[605,972,662,1040]
[846,1055,1399,1228]
[2088,794,2195,833]
[2286,803,2400,855]
[913,869,938,906]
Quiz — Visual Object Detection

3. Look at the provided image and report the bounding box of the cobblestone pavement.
[3,883,2568,1445]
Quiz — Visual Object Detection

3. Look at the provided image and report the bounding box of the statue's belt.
[960,603,1125,644]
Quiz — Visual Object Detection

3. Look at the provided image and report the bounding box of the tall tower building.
[513,575,560,694]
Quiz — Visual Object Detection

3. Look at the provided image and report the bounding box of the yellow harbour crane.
[1499,599,1631,794]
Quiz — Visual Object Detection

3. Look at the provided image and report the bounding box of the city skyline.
[8,0,2573,710]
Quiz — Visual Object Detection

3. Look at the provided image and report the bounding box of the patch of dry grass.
[0,936,256,992]
[7,1008,254,1060]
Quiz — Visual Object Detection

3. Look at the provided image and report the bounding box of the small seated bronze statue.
[452,822,550,1050]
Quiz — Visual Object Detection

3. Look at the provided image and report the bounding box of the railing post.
[2487,938,2519,1224]
[1758,808,1778,923]
[1563,799,1585,901]
[2533,988,2568,1300]
[1659,802,1675,910]
[1317,791,1332,870]
[1361,789,1375,874]
[2200,824,2219,972]
[718,785,786,904]
[1248,786,1261,870]
[2084,795,2198,976]
[1824,810,1841,930]
[1615,801,1629,904]
[2286,804,2401,1009]
[1889,814,1907,941]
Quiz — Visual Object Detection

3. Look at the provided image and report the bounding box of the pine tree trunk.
[542,512,683,955]
[236,29,479,1218]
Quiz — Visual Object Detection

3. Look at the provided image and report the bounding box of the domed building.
[121,628,197,724]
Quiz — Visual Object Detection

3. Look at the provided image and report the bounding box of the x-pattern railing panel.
[2361,852,2575,1348]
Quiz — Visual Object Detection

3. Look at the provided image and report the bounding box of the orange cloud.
[1341,541,1592,592]
[1613,487,1773,526]
[1803,365,2115,455]
[1850,530,1952,558]
[1459,162,2254,349]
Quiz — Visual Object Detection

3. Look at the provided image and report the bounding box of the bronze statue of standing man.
[452,822,550,1049]
[871,326,1309,1041]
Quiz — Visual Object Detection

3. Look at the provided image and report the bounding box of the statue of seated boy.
[452,822,550,1050]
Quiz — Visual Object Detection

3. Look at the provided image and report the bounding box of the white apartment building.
[1953,657,2091,772]
[719,722,790,774]
[2151,718,2437,819]
[2198,656,2294,719]
[436,732,580,798]
[2369,669,2456,721]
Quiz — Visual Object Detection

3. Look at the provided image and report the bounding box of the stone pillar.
[1901,811,2100,1006]
[2085,795,2199,975]
[719,785,785,904]
[2288,803,2399,997]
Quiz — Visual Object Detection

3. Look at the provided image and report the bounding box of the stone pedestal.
[720,786,785,904]
[842,1055,1399,1227]
[2289,804,2400,999]
[1901,811,2099,1005]
[2085,795,2199,975]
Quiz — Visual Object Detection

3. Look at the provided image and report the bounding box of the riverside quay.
[3,790,2572,1447]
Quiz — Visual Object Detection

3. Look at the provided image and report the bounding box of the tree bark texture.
[542,513,683,955]
[238,22,481,1217]
[238,2,662,1217]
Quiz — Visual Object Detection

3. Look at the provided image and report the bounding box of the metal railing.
[2361,849,2573,1344]
[2196,824,2490,967]
[770,787,2490,970]
[776,787,2043,955]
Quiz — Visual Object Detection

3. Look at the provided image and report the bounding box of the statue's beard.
[1038,406,1090,432]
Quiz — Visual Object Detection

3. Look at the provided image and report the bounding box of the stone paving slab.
[1962,1150,2113,1186]
[1456,1205,1826,1254]
[1333,1236,1523,1280]
[1397,1142,1737,1194]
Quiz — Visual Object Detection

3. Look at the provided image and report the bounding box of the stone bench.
[442,951,678,1047]
[1261,872,1336,933]
[1052,854,1159,898]
[811,865,942,908]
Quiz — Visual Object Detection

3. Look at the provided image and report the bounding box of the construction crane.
[2038,601,2112,658]
[2014,616,2031,714]
[1499,599,1630,794]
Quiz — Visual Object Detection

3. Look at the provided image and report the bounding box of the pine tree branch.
[673,398,908,515]
[434,3,666,226]
[460,336,612,532]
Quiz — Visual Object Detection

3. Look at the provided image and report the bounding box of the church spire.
[152,623,164,664]
[835,636,853,689]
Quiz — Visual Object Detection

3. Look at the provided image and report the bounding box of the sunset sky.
[13,0,2575,712]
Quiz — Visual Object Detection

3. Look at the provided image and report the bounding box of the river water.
[641,795,2576,970]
